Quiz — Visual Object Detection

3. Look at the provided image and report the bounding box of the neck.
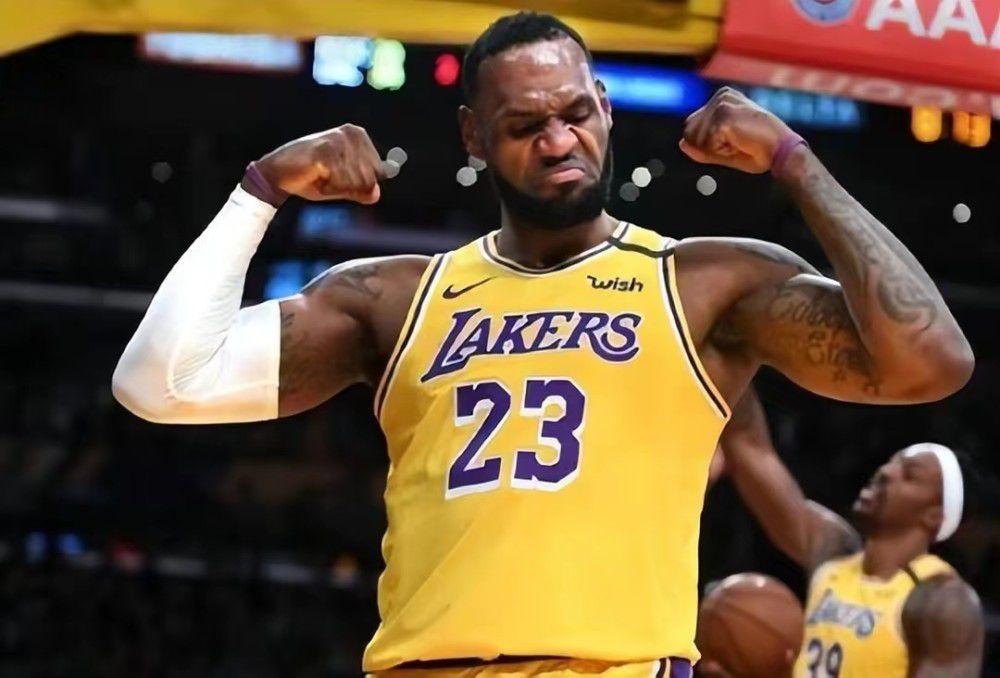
[495,209,618,269]
[861,530,931,579]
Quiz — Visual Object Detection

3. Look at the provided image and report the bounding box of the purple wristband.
[771,134,809,180]
[241,161,289,208]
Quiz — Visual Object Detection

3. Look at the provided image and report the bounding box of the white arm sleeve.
[112,185,282,424]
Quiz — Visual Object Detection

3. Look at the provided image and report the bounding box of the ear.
[596,79,613,129]
[458,105,485,160]
[922,505,944,538]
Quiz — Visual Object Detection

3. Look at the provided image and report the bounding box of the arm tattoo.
[278,308,323,401]
[279,262,383,402]
[302,262,383,299]
[788,162,940,333]
[765,283,883,395]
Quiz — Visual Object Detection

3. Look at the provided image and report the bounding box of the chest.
[797,572,912,678]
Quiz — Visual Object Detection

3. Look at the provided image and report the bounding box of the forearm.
[112,185,281,424]
[722,443,813,566]
[778,148,972,395]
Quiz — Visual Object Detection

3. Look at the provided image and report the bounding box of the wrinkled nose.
[536,119,578,160]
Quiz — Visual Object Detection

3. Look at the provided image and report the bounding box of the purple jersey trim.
[670,657,692,678]
[374,254,446,419]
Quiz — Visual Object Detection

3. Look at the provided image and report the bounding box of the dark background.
[0,35,998,676]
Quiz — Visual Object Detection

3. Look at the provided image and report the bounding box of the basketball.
[697,573,804,678]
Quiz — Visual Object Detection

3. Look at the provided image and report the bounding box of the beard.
[489,148,613,231]
[851,506,875,538]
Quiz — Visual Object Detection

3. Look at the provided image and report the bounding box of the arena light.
[313,36,406,90]
[953,203,972,224]
[911,106,943,143]
[56,533,85,558]
[313,36,373,87]
[140,33,302,72]
[593,62,709,115]
[435,53,461,86]
[367,39,406,90]
[953,112,991,148]
[747,87,861,129]
[298,205,355,243]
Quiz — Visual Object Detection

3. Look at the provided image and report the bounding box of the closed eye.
[566,103,594,122]
[507,98,596,136]
[512,120,545,137]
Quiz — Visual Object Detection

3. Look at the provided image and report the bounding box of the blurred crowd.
[0,561,374,678]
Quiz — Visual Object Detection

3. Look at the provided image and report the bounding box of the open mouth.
[856,479,884,510]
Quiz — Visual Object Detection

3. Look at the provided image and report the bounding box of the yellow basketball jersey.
[362,223,730,672]
[792,552,953,678]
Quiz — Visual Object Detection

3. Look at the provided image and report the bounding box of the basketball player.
[111,12,973,677]
[717,386,983,677]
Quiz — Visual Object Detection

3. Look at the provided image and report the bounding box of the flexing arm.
[275,256,427,418]
[681,88,973,404]
[112,124,426,423]
[719,386,860,571]
[902,575,983,677]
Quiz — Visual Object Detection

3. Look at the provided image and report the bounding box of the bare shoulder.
[666,236,823,354]
[673,237,820,277]
[276,254,431,408]
[903,574,982,629]
[902,574,983,676]
[670,237,822,338]
[299,253,432,362]
[300,254,432,311]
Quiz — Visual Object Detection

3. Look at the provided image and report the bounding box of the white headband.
[902,442,964,542]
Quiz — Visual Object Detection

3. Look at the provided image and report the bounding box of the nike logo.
[442,277,496,299]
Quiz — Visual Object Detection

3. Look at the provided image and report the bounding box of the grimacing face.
[459,37,614,229]
[852,450,944,538]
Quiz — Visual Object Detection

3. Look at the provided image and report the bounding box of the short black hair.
[461,11,593,103]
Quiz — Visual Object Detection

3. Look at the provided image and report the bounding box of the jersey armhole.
[657,241,731,421]
[373,253,450,420]
[809,557,843,587]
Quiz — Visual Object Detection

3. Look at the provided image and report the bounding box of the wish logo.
[422,308,642,382]
[588,275,644,293]
[794,0,856,24]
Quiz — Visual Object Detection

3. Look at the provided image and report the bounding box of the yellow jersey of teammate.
[793,552,952,678]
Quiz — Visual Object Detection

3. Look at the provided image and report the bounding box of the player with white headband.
[710,386,983,678]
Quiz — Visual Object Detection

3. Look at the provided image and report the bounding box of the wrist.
[241,161,289,208]
[771,137,813,188]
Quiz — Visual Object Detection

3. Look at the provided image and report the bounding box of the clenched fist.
[679,87,795,174]
[252,124,390,204]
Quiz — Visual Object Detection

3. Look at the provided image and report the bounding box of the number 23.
[447,378,585,498]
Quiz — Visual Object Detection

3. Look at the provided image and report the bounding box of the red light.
[434,53,460,86]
